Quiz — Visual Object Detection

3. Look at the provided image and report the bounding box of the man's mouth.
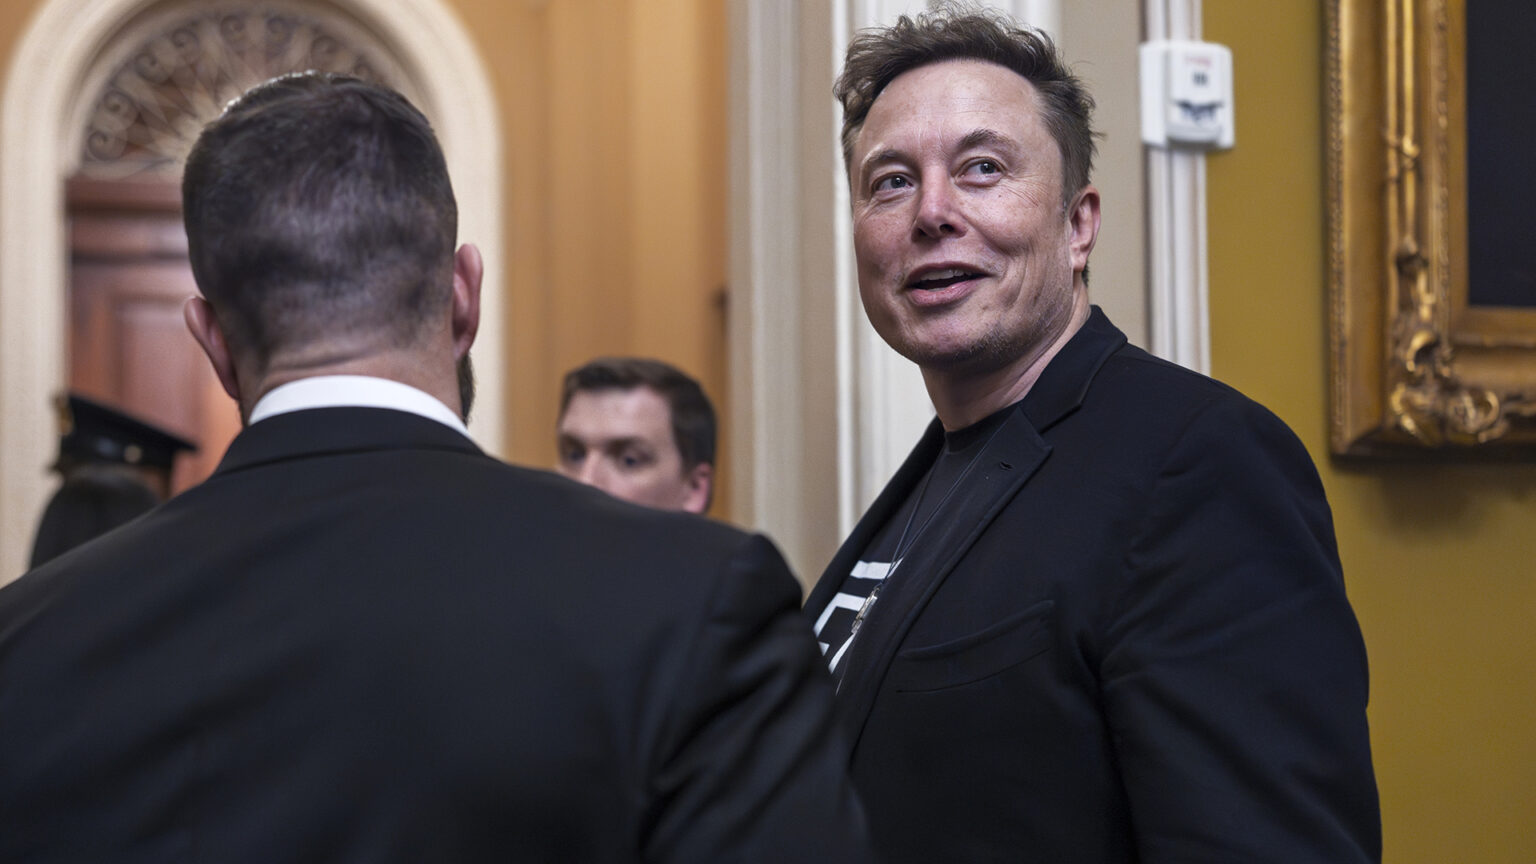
[908,268,982,291]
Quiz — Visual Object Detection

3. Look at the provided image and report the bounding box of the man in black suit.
[807,9,1380,863]
[0,73,871,863]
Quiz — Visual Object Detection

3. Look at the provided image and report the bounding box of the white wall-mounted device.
[1139,40,1234,150]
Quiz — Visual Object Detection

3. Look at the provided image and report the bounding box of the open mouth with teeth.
[909,268,982,290]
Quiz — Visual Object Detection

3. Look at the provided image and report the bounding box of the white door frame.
[0,0,503,582]
[1145,0,1211,373]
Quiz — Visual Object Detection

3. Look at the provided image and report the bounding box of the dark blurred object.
[52,393,196,497]
[26,393,198,567]
[28,466,160,568]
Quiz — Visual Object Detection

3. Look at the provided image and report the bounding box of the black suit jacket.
[1,407,871,863]
[807,309,1380,863]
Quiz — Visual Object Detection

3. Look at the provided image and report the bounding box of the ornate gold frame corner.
[1326,0,1536,457]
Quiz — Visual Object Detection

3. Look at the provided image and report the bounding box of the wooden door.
[66,177,240,494]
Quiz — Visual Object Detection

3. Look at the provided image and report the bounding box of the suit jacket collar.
[1020,305,1127,433]
[213,407,484,479]
[810,306,1129,750]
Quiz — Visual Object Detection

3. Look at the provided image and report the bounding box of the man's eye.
[872,174,911,193]
[619,451,653,470]
[964,159,1001,176]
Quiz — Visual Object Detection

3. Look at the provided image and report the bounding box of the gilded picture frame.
[1326,0,1536,456]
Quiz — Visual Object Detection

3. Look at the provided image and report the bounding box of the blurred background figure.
[556,357,714,514]
[29,393,197,567]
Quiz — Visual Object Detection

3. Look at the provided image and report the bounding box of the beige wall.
[462,0,729,490]
[1059,0,1148,347]
[1205,3,1536,862]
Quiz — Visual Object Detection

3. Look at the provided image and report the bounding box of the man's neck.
[238,344,463,426]
[923,294,1090,431]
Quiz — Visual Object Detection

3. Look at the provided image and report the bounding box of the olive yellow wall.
[1205,3,1536,862]
[0,0,731,516]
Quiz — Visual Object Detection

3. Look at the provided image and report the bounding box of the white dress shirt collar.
[248,375,471,439]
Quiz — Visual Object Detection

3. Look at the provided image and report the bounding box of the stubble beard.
[457,353,476,422]
[884,286,1076,383]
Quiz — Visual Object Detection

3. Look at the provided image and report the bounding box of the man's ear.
[683,462,714,515]
[1067,184,1102,274]
[184,297,241,402]
[451,243,483,359]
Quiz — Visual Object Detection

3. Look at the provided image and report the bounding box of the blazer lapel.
[805,421,945,619]
[826,307,1130,752]
[833,407,1050,747]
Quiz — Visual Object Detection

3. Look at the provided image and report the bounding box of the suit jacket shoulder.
[814,309,1379,864]
[0,407,873,863]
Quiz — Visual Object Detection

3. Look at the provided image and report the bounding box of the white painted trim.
[729,0,808,569]
[0,0,503,583]
[1143,0,1211,372]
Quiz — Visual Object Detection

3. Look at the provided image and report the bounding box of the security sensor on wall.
[1140,40,1235,149]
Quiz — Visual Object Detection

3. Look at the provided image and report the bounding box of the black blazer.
[0,407,871,863]
[807,309,1380,863]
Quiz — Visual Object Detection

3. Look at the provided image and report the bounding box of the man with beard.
[0,73,871,863]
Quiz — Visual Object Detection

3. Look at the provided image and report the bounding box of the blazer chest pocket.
[887,599,1055,692]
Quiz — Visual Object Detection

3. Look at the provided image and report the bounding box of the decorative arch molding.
[1,0,504,582]
[72,4,419,179]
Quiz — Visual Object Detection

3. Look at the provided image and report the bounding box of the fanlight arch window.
[74,4,417,180]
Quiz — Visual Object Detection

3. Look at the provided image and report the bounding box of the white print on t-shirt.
[813,558,897,673]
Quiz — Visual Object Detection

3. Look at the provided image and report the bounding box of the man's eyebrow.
[858,129,1020,179]
[958,128,1017,153]
[601,436,649,451]
[857,147,905,179]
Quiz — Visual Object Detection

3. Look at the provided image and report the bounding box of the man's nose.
[913,177,962,238]
[571,455,605,487]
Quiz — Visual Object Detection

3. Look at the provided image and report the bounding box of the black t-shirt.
[812,404,1015,684]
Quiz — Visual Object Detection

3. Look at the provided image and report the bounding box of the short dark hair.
[181,73,457,372]
[559,358,716,471]
[834,4,1098,208]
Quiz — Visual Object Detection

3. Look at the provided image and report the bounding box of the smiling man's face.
[849,58,1094,378]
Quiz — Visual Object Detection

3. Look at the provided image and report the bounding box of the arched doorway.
[1,0,503,582]
[68,6,424,492]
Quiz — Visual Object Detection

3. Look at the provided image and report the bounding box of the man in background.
[0,73,870,863]
[807,8,1379,863]
[556,357,714,514]
[28,393,195,567]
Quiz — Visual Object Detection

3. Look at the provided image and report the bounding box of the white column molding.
[0,0,503,584]
[1143,0,1211,373]
[729,0,812,575]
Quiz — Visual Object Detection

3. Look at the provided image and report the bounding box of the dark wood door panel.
[67,179,237,494]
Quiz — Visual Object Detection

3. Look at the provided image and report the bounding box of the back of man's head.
[182,74,457,374]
